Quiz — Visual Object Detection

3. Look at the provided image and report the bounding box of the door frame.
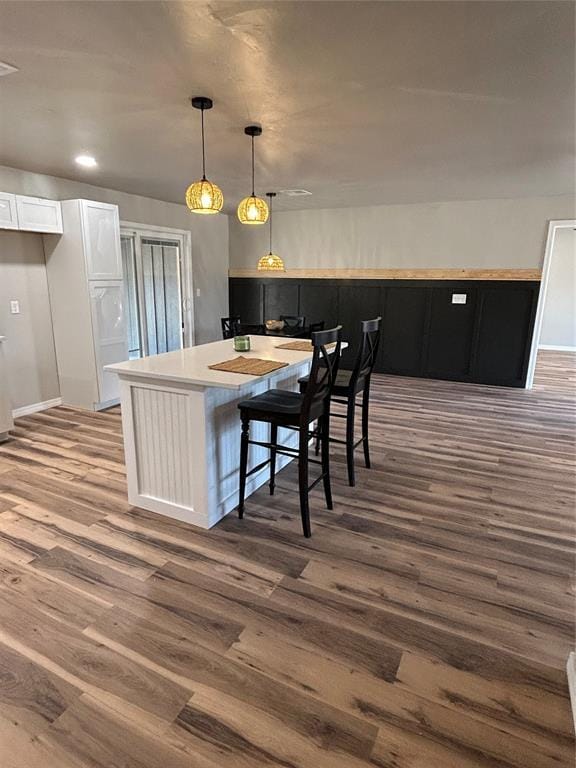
[120,221,195,349]
[525,218,576,388]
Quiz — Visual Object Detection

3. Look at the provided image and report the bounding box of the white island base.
[107,337,316,529]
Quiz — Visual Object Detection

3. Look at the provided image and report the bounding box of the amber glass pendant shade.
[186,97,224,214]
[257,192,284,271]
[238,125,268,225]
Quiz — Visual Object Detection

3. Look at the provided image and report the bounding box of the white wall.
[0,165,229,410]
[229,195,575,270]
[0,230,60,409]
[0,166,229,346]
[540,227,576,349]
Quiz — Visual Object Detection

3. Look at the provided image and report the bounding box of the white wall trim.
[538,344,576,352]
[526,219,576,389]
[12,397,62,418]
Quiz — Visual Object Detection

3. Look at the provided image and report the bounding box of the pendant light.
[237,125,268,225]
[257,193,285,271]
[185,97,223,214]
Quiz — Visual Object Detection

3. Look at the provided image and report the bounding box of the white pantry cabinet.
[16,195,63,233]
[0,337,13,441]
[43,200,128,410]
[0,193,18,230]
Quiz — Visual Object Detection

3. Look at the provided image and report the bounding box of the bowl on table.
[265,320,285,331]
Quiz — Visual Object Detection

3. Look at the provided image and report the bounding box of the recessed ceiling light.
[279,189,312,197]
[75,155,98,168]
[0,61,18,78]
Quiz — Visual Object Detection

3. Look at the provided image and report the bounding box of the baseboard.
[538,345,576,352]
[568,652,576,736]
[12,397,62,418]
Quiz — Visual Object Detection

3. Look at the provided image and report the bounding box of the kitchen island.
[106,336,334,529]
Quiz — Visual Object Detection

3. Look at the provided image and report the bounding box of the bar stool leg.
[298,426,312,537]
[320,412,333,510]
[346,396,356,487]
[269,423,278,495]
[362,382,371,469]
[238,415,250,518]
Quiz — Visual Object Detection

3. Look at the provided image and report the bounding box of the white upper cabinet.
[81,201,122,280]
[0,193,18,230]
[16,195,63,233]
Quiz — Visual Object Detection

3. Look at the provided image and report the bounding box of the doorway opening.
[527,220,576,388]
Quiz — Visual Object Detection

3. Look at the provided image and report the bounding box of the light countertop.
[105,336,346,390]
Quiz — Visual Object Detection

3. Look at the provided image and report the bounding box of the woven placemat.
[276,341,337,352]
[275,340,314,351]
[208,356,289,375]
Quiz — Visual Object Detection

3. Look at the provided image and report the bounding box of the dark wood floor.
[0,350,574,767]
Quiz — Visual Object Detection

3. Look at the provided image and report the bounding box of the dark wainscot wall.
[229,277,540,387]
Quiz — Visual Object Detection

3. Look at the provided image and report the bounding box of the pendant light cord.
[201,106,206,180]
[251,136,255,196]
[269,195,273,253]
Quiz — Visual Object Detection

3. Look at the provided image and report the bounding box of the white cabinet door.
[0,193,18,230]
[89,281,128,406]
[82,201,122,280]
[16,195,63,233]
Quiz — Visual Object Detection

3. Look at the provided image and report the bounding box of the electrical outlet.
[10,300,20,314]
[452,293,467,305]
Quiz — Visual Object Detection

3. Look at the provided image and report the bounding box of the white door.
[89,281,128,406]
[0,193,18,230]
[120,231,185,358]
[82,201,122,280]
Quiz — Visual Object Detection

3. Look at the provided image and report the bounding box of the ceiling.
[0,1,574,212]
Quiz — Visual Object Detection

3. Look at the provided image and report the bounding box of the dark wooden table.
[261,326,310,339]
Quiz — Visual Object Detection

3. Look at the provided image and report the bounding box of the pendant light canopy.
[257,192,285,271]
[186,97,223,215]
[238,126,269,225]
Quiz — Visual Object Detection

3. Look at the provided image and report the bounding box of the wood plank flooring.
[0,349,574,767]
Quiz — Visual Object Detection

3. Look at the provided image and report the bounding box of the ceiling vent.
[0,61,18,77]
[279,189,312,197]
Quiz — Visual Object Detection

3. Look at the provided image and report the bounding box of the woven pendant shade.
[257,252,285,271]
[186,179,223,214]
[186,97,223,214]
[238,194,269,225]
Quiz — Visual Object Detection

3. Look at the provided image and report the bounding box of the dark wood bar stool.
[300,317,381,487]
[221,316,240,339]
[237,326,342,537]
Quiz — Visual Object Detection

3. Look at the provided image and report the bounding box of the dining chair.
[280,315,306,330]
[300,317,382,486]
[237,326,342,537]
[221,316,240,339]
[308,321,325,336]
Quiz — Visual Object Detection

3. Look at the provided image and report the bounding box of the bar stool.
[221,316,240,339]
[237,326,342,537]
[300,317,381,487]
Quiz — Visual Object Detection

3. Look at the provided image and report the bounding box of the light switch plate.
[452,293,467,304]
[10,300,20,314]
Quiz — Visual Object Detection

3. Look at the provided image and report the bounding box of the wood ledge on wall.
[229,268,541,281]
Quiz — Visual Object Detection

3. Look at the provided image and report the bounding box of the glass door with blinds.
[120,230,188,359]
